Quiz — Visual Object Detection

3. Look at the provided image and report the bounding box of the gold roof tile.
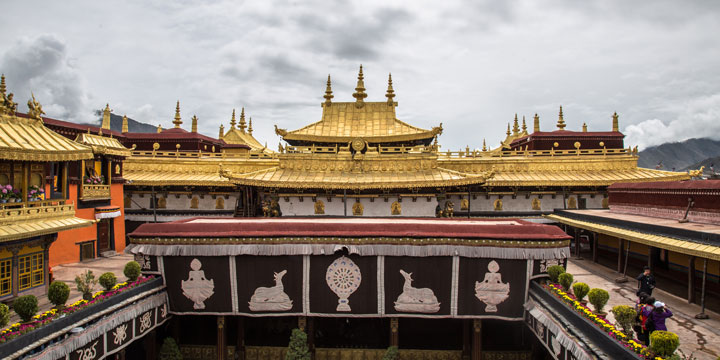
[74,132,132,157]
[0,216,94,242]
[0,113,93,161]
[123,170,230,186]
[486,168,689,187]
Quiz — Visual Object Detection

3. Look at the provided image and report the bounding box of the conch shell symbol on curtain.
[326,256,361,311]
[474,260,509,312]
[394,270,440,313]
[181,258,215,310]
[249,270,293,311]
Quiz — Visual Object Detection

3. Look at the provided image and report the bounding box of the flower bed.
[0,276,155,344]
[544,282,663,360]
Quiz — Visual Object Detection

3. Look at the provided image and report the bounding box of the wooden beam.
[390,317,399,347]
[617,238,624,273]
[217,316,226,360]
[472,319,482,360]
[688,256,696,304]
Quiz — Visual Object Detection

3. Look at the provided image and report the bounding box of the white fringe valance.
[125,243,569,260]
[524,299,594,360]
[95,210,121,219]
[22,292,167,360]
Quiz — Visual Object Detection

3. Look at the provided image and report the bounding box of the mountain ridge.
[637,138,720,171]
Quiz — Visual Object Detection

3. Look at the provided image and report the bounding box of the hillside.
[77,112,157,133]
[637,138,720,171]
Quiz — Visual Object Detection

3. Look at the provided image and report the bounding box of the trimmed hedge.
[611,305,636,337]
[99,272,117,291]
[159,337,183,360]
[48,281,70,308]
[0,303,9,327]
[124,261,141,282]
[588,288,610,313]
[558,272,574,291]
[572,282,590,302]
[13,295,38,323]
[650,330,679,357]
[547,265,565,283]
[382,346,399,360]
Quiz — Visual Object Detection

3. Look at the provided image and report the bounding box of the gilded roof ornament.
[533,113,540,133]
[173,101,182,128]
[0,74,6,95]
[352,65,367,105]
[219,124,225,139]
[324,74,333,105]
[521,116,528,136]
[121,114,129,133]
[27,93,45,120]
[101,103,112,129]
[556,106,566,130]
[274,124,288,137]
[0,74,17,115]
[248,117,253,135]
[582,123,587,132]
[157,124,163,133]
[482,139,487,151]
[512,114,520,136]
[239,107,247,132]
[506,123,511,137]
[230,109,236,128]
[612,112,619,132]
[191,115,198,133]
[385,73,395,105]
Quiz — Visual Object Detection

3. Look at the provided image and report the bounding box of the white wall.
[278,196,438,217]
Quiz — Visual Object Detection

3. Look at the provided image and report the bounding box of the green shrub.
[573,282,590,302]
[99,272,117,291]
[0,303,9,327]
[124,261,141,282]
[75,270,98,300]
[48,281,70,308]
[382,346,399,360]
[587,288,610,313]
[558,272,574,291]
[547,265,565,283]
[13,295,38,323]
[650,331,679,357]
[159,337,183,360]
[285,328,310,360]
[611,305,637,337]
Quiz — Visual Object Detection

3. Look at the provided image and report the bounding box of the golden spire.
[248,117,253,135]
[512,114,520,136]
[173,101,182,128]
[386,73,395,104]
[612,112,619,132]
[230,109,236,128]
[0,74,6,95]
[157,124,163,133]
[533,113,540,132]
[506,123,511,136]
[101,103,112,130]
[219,124,225,139]
[239,107,247,132]
[582,122,588,132]
[191,115,198,133]
[556,105,566,130]
[521,115,528,135]
[121,115,129,133]
[352,65,367,103]
[323,75,333,105]
[482,138,487,151]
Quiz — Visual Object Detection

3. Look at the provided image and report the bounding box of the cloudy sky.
[1,0,719,150]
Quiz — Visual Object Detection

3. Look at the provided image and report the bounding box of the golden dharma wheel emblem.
[599,141,605,147]
[574,141,581,149]
[152,142,160,150]
[553,142,559,148]
[351,138,365,152]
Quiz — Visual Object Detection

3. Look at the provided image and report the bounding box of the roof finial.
[512,114,520,135]
[219,124,225,139]
[582,122,587,132]
[239,107,247,132]
[323,74,333,105]
[556,105,566,130]
[506,123,511,136]
[482,138,487,151]
[533,113,540,132]
[191,115,198,133]
[386,73,395,104]
[157,124,163,133]
[612,112,619,132]
[230,109,237,128]
[248,117,253,135]
[121,114,129,133]
[521,115,528,135]
[173,101,182,128]
[0,74,6,95]
[352,65,367,104]
[101,103,112,130]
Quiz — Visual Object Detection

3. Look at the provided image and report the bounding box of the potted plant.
[588,288,610,316]
[649,331,679,358]
[28,185,44,201]
[13,295,38,323]
[611,305,637,339]
[99,272,117,291]
[124,261,141,282]
[0,184,11,203]
[286,328,310,360]
[75,270,98,301]
[558,272,574,292]
[48,281,71,310]
[572,282,590,304]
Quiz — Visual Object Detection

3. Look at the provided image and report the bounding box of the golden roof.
[546,214,720,261]
[124,170,230,186]
[276,102,442,144]
[486,168,689,187]
[74,132,132,157]
[0,112,93,161]
[0,202,94,242]
[222,127,268,152]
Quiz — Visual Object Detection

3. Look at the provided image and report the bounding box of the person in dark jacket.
[638,296,655,345]
[636,266,656,296]
[649,301,673,332]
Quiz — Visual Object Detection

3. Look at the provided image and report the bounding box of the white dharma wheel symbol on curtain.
[326,256,362,311]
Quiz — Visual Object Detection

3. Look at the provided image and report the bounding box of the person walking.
[648,301,673,333]
[636,266,656,296]
[638,296,655,345]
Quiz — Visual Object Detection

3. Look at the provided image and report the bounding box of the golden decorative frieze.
[80,184,111,200]
[0,200,76,225]
[0,200,94,242]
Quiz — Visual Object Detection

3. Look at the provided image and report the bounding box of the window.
[0,258,11,296]
[18,253,43,291]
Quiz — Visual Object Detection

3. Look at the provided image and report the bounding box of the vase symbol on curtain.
[394,270,440,313]
[326,256,361,311]
[181,258,215,309]
[474,260,509,312]
[249,270,293,311]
